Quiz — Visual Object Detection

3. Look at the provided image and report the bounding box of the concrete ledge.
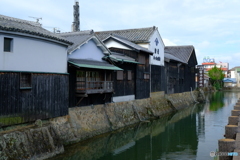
[113,95,135,102]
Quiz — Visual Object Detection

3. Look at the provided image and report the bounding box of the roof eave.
[0,29,72,46]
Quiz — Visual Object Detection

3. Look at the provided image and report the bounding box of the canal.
[48,91,240,160]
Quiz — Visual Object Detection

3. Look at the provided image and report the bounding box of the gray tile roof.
[164,45,195,64]
[0,14,72,45]
[60,30,94,53]
[229,66,240,71]
[164,53,186,64]
[104,34,153,55]
[96,26,157,43]
[223,78,237,83]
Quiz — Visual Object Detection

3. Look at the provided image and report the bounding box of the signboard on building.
[197,65,204,87]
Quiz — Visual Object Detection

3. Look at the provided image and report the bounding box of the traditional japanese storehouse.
[96,26,165,93]
[164,46,198,93]
[0,15,72,127]
[103,35,153,101]
[60,31,122,107]
[164,53,187,94]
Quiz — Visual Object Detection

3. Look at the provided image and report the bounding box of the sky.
[1,0,240,69]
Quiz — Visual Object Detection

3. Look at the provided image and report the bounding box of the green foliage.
[208,66,225,90]
[209,92,224,111]
[208,66,225,80]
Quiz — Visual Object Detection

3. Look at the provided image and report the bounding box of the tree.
[208,66,225,90]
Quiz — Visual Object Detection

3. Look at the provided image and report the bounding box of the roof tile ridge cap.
[96,26,154,33]
[60,30,94,36]
[0,14,40,27]
[165,45,194,48]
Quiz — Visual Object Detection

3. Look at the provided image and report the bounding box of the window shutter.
[117,71,123,80]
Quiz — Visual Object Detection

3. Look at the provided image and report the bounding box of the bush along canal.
[46,91,240,160]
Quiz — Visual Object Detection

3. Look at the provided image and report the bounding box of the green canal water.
[48,91,240,160]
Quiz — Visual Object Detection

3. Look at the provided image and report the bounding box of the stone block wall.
[0,90,201,159]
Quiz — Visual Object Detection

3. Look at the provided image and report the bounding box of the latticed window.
[20,73,32,89]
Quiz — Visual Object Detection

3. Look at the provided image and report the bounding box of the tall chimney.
[72,0,80,32]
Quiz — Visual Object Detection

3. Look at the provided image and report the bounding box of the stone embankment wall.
[0,91,202,160]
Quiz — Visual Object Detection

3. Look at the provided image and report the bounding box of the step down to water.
[232,110,240,116]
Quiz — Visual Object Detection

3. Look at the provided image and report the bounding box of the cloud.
[162,38,177,46]
[198,41,210,48]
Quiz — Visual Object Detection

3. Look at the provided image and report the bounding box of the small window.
[20,73,32,89]
[138,55,145,64]
[144,73,150,80]
[4,37,13,52]
[117,71,123,80]
[128,71,132,80]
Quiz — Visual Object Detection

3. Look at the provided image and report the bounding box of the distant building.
[223,78,237,87]
[202,57,229,77]
[229,67,240,87]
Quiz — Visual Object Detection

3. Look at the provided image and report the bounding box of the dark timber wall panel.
[113,63,136,97]
[0,72,69,127]
[151,65,165,92]
[109,48,150,99]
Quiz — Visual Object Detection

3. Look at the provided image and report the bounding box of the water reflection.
[48,91,240,160]
[209,92,224,111]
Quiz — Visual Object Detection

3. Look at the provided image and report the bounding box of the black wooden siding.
[164,54,197,94]
[0,72,69,127]
[113,63,136,97]
[184,53,197,91]
[151,65,166,92]
[109,48,151,99]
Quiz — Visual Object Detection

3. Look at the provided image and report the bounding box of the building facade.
[103,34,153,101]
[0,15,72,127]
[202,57,229,77]
[60,31,122,107]
[96,26,166,93]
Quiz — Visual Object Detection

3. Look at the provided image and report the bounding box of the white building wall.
[231,71,236,78]
[148,30,165,66]
[68,39,106,61]
[138,43,149,49]
[104,39,132,50]
[0,34,68,73]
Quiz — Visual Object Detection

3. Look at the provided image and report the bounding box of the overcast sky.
[1,0,240,69]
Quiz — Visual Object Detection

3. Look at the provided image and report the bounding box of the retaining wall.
[0,91,202,160]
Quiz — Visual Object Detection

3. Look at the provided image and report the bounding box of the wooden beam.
[75,94,88,97]
[76,97,85,106]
